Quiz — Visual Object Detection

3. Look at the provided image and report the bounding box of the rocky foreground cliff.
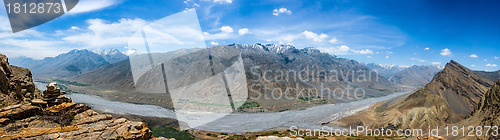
[0,54,155,139]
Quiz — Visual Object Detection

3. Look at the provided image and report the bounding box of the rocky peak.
[410,60,493,118]
[231,43,329,56]
[300,47,320,54]
[232,43,299,54]
[67,49,93,54]
[93,48,123,56]
[438,60,493,88]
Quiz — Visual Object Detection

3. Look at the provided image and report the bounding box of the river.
[35,82,410,133]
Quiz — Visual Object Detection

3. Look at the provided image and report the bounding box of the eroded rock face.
[0,55,10,95]
[0,54,153,139]
[0,54,41,107]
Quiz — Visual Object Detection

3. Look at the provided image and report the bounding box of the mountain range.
[336,60,500,139]
[10,49,128,79]
[365,63,410,78]
[70,44,404,111]
[365,63,442,86]
[92,48,128,63]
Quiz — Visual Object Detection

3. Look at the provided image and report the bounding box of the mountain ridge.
[336,60,496,131]
[10,49,128,79]
[71,44,400,111]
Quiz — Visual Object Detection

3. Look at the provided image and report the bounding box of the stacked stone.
[32,82,71,106]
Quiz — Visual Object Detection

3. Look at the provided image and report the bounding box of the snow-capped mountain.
[365,63,409,78]
[231,43,300,54]
[124,49,141,56]
[92,48,122,56]
[93,49,128,63]
[366,63,442,86]
[378,64,410,69]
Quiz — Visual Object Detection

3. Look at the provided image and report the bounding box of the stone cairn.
[31,82,71,106]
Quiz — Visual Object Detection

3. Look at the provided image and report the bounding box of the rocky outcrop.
[0,83,153,139]
[0,54,41,107]
[0,102,152,139]
[452,79,500,139]
[31,82,71,106]
[0,54,153,139]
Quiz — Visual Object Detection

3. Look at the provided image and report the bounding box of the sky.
[0,0,499,71]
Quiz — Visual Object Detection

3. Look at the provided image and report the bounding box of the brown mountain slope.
[336,60,494,130]
[447,79,500,140]
[73,58,135,90]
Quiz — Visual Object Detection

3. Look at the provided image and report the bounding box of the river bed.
[35,82,410,133]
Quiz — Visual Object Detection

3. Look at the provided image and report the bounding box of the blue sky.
[0,0,499,71]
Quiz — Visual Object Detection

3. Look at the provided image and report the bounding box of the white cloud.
[210,41,219,46]
[318,45,350,55]
[303,30,328,42]
[424,47,430,50]
[469,54,478,58]
[220,26,234,33]
[338,45,350,52]
[70,26,80,30]
[273,8,292,16]
[432,62,441,65]
[202,0,232,4]
[281,35,296,42]
[471,64,476,67]
[357,49,374,54]
[486,64,497,67]
[124,49,141,56]
[204,26,239,40]
[495,56,499,59]
[68,0,121,14]
[329,37,339,44]
[318,45,374,55]
[440,48,451,56]
[62,18,148,48]
[0,39,67,59]
[238,28,249,35]
[385,56,389,59]
[410,58,426,62]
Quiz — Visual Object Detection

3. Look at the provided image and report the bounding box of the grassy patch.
[231,135,243,139]
[298,96,319,101]
[54,79,91,87]
[238,101,260,109]
[151,126,195,140]
[374,105,388,113]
